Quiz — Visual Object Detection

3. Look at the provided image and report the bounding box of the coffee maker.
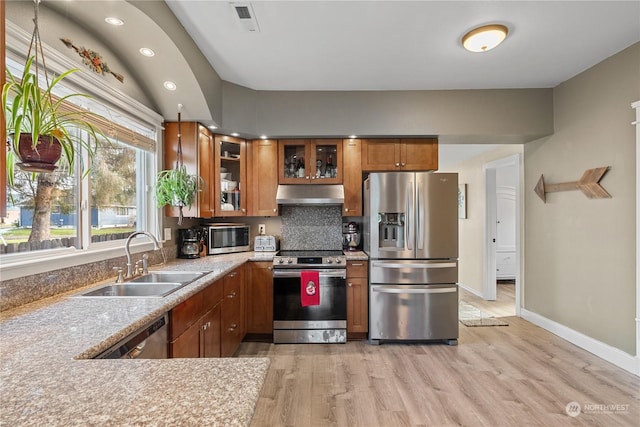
[178,228,204,259]
[342,222,361,252]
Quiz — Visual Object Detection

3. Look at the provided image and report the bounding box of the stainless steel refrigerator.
[364,172,459,345]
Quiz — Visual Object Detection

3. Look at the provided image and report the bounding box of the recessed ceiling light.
[105,17,124,26]
[163,81,177,91]
[139,48,155,57]
[209,125,218,130]
[462,24,509,53]
[231,132,240,137]
[260,135,268,139]
[349,135,357,139]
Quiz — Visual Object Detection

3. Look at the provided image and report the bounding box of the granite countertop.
[344,250,369,261]
[0,252,275,427]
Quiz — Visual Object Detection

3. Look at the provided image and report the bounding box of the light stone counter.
[0,252,274,426]
[344,250,369,261]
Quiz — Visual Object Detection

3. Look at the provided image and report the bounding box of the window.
[1,45,163,279]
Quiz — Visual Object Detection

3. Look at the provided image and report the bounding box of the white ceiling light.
[209,125,218,130]
[104,17,124,26]
[139,48,155,57]
[231,132,240,137]
[163,81,177,91]
[260,135,268,139]
[462,24,509,53]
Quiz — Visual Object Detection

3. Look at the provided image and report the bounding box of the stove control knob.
[335,258,342,264]
[287,258,293,264]
[278,259,284,264]
[327,258,333,264]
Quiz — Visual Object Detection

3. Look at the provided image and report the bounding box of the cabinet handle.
[351,263,363,266]
[227,291,237,298]
[267,266,273,271]
[242,208,246,213]
[344,208,349,212]
[401,163,406,167]
[348,282,353,287]
[229,271,237,278]
[228,323,238,331]
[395,163,400,167]
[273,208,277,213]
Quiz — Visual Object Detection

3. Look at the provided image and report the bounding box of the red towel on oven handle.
[300,270,320,306]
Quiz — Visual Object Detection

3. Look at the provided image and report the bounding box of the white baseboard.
[458,282,483,298]
[520,308,639,377]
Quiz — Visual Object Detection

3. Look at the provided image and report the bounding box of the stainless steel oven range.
[272,250,347,344]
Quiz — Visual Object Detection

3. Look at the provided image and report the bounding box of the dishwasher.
[96,314,168,359]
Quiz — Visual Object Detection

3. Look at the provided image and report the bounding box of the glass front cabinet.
[278,139,343,184]
[214,135,247,216]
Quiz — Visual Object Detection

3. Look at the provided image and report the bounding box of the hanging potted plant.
[154,105,204,225]
[3,56,104,182]
[2,2,105,185]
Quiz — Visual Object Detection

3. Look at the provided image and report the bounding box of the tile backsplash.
[280,206,343,250]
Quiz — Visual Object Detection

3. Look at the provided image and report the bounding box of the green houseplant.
[2,55,105,185]
[154,107,203,225]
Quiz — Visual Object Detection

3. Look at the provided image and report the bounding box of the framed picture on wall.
[458,184,467,219]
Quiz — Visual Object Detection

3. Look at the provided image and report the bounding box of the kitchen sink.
[78,283,184,298]
[74,270,210,298]
[128,271,209,284]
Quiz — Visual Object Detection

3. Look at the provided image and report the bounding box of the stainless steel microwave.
[206,223,250,255]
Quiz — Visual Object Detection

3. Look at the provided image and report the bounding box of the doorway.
[483,154,521,316]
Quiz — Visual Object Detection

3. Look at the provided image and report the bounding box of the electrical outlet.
[164,227,172,241]
[258,224,266,235]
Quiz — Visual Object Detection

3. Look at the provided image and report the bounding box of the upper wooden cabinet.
[342,138,363,216]
[164,122,215,218]
[247,139,279,216]
[278,139,343,184]
[214,135,247,216]
[361,138,438,171]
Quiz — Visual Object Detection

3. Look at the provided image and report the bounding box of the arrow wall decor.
[534,166,611,203]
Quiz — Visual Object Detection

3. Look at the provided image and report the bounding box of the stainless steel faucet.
[124,231,163,279]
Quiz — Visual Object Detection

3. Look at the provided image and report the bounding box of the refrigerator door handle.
[417,180,424,250]
[372,261,457,269]
[406,181,414,250]
[372,286,457,294]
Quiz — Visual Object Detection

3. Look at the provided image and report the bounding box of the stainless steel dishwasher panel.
[97,314,168,359]
[369,284,458,342]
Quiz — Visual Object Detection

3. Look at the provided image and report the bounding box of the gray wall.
[223,84,554,143]
[524,43,639,355]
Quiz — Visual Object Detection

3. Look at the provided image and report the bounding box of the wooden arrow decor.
[534,166,611,203]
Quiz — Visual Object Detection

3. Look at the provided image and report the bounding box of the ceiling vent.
[230,2,260,32]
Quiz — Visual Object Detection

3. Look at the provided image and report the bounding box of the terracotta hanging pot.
[13,133,63,173]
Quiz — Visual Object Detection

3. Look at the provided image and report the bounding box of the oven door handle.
[273,270,347,279]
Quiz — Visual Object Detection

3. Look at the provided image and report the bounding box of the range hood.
[276,184,344,205]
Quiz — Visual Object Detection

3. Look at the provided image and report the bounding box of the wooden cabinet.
[169,267,246,358]
[342,138,363,216]
[245,261,274,335]
[346,260,368,338]
[247,139,279,216]
[214,135,247,216]
[278,139,343,184]
[361,138,438,171]
[221,266,245,357]
[169,278,223,358]
[164,122,214,218]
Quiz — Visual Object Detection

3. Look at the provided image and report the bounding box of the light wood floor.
[459,284,516,318]
[239,316,639,426]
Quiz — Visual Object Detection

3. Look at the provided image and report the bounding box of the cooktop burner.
[278,250,344,257]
